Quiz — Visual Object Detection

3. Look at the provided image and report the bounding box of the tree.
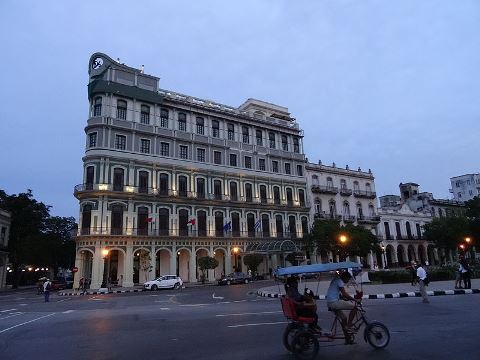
[465,196,480,246]
[197,256,219,283]
[243,253,264,274]
[43,216,77,277]
[138,250,153,283]
[0,189,50,288]
[423,216,471,251]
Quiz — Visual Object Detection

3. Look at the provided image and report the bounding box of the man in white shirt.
[416,264,429,303]
[43,279,52,302]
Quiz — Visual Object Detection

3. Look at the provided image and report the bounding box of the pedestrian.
[455,262,463,289]
[407,261,417,286]
[415,263,429,303]
[373,262,379,271]
[460,257,471,289]
[43,279,52,302]
[79,277,84,292]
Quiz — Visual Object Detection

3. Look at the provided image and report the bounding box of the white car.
[144,275,183,290]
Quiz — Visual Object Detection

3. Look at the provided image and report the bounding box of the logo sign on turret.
[92,57,104,70]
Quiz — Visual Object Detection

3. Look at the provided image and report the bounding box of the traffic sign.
[72,267,78,273]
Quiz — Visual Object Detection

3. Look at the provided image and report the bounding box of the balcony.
[353,190,377,199]
[314,213,342,221]
[357,215,381,224]
[342,215,356,223]
[339,188,353,196]
[311,185,338,195]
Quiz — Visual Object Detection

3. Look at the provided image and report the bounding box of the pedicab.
[277,261,390,360]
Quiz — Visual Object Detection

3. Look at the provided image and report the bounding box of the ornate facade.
[74,53,310,288]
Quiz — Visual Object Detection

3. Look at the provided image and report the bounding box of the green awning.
[245,240,298,254]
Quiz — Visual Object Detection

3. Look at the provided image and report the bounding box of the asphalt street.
[0,282,479,360]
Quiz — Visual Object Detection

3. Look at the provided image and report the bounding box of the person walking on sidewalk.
[43,279,52,302]
[460,257,471,289]
[416,263,429,303]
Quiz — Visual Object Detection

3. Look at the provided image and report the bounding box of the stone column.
[90,246,104,289]
[367,252,374,269]
[225,246,232,275]
[189,251,197,283]
[170,246,177,275]
[123,246,134,287]
[149,245,156,281]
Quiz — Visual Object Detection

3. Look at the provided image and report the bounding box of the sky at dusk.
[1,0,479,219]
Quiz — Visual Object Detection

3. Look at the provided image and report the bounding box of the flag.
[145,217,154,223]
[187,218,196,226]
[223,221,231,232]
[254,219,261,231]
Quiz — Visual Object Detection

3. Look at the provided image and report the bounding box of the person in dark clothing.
[285,277,321,333]
[460,258,471,289]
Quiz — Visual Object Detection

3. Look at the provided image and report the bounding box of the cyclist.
[326,271,360,343]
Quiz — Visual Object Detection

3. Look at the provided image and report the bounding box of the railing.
[314,213,343,221]
[74,184,311,207]
[357,215,381,223]
[353,190,377,199]
[311,185,338,194]
[343,215,356,222]
[77,227,305,239]
[339,188,353,196]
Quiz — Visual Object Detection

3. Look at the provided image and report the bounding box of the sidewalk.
[257,279,480,300]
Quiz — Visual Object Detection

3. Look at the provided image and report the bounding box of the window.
[178,176,188,197]
[196,178,205,199]
[245,183,253,202]
[366,183,372,192]
[212,120,219,138]
[245,156,252,169]
[88,132,97,148]
[343,202,350,216]
[314,198,321,214]
[353,181,359,191]
[299,189,305,207]
[301,217,309,237]
[329,201,336,218]
[230,154,237,166]
[288,216,296,239]
[406,222,412,239]
[158,208,169,236]
[139,171,148,194]
[284,163,291,174]
[227,123,234,140]
[242,126,249,144]
[178,113,186,131]
[262,214,270,237]
[269,132,275,148]
[286,188,293,206]
[230,182,238,201]
[160,142,169,156]
[196,117,204,135]
[111,205,124,235]
[247,213,255,237]
[273,187,280,204]
[179,145,188,159]
[259,159,266,171]
[416,223,421,238]
[282,135,288,151]
[197,148,206,162]
[159,173,168,196]
[340,179,347,190]
[178,209,188,236]
[368,204,375,216]
[85,166,94,190]
[260,185,267,204]
[140,139,150,154]
[293,137,300,153]
[395,222,401,239]
[231,213,240,236]
[214,180,222,200]
[297,165,303,176]
[160,109,169,128]
[357,203,363,218]
[384,222,391,239]
[113,168,124,191]
[256,130,263,145]
[214,151,222,165]
[117,100,127,120]
[276,215,284,238]
[93,97,102,116]
[140,105,150,124]
[115,135,126,150]
[215,211,224,236]
[327,177,333,189]
[197,210,207,236]
[137,207,149,235]
[81,205,92,235]
[272,161,278,173]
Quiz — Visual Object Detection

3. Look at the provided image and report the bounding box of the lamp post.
[381,245,388,269]
[233,247,239,272]
[338,234,348,261]
[102,249,109,288]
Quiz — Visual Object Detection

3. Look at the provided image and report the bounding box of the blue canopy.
[276,261,362,277]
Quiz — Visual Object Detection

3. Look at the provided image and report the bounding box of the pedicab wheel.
[291,330,319,360]
[282,323,302,352]
[364,321,390,349]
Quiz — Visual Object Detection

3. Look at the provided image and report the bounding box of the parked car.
[144,275,183,290]
[218,272,251,286]
[50,279,67,291]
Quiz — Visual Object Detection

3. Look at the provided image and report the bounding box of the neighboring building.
[305,161,380,267]
[73,53,310,289]
[377,183,465,268]
[450,174,480,202]
[0,210,11,290]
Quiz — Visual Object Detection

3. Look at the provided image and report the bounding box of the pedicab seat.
[280,296,316,324]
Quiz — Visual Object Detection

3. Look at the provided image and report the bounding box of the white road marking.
[179,304,209,307]
[216,311,282,317]
[0,312,24,320]
[62,310,75,314]
[212,293,224,299]
[149,295,159,297]
[19,304,28,306]
[227,321,288,328]
[56,298,70,303]
[232,300,247,303]
[0,313,56,334]
[0,309,16,313]
[154,300,170,303]
[160,308,170,310]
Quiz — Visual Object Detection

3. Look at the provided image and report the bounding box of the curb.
[58,288,148,296]
[257,288,480,299]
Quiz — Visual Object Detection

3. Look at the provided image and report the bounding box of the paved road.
[0,282,479,360]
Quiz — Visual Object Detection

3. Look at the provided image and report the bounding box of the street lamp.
[381,245,388,269]
[338,234,348,261]
[233,247,239,272]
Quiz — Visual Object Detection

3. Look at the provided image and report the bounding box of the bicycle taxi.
[277,261,390,360]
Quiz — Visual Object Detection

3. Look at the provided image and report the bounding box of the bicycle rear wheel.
[364,321,390,349]
[291,330,319,360]
[283,323,303,352]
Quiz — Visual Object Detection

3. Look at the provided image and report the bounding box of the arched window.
[366,183,372,192]
[329,200,336,218]
[301,217,309,238]
[196,178,205,199]
[229,182,238,201]
[340,179,347,190]
[86,166,95,190]
[276,215,283,238]
[288,216,296,239]
[117,100,127,120]
[312,175,319,185]
[416,223,421,238]
[343,202,350,217]
[314,198,322,214]
[159,173,169,196]
[111,204,124,235]
[231,212,240,237]
[273,186,281,204]
[215,211,224,237]
[178,113,187,131]
[262,214,270,237]
[368,204,375,217]
[93,97,102,117]
[353,181,359,191]
[214,180,222,200]
[178,176,188,197]
[178,209,188,236]
[197,210,207,236]
[137,206,149,235]
[81,204,92,235]
[140,105,150,124]
[113,168,124,191]
[196,117,204,135]
[139,171,148,194]
[406,222,412,239]
[247,213,255,237]
[298,189,305,207]
[158,208,169,236]
[260,185,267,204]
[286,188,293,206]
[326,177,333,189]
[245,183,253,202]
[357,203,363,219]
[160,108,169,128]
